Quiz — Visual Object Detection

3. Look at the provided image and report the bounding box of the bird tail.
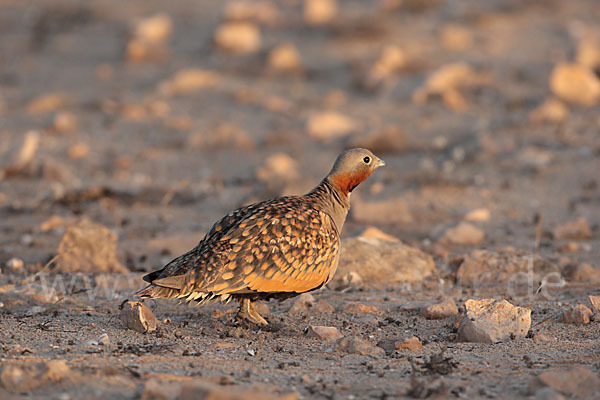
[135,284,180,299]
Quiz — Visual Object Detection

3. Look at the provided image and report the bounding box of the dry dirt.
[1,0,600,399]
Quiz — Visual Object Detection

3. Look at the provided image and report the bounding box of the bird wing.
[201,198,340,295]
[142,200,264,286]
[143,196,340,298]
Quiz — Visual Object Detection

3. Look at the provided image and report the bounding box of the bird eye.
[363,156,371,164]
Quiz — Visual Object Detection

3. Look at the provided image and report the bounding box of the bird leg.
[236,298,268,326]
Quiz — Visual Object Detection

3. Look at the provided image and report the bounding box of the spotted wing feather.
[140,196,340,299]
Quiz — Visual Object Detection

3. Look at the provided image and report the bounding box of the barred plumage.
[136,148,385,325]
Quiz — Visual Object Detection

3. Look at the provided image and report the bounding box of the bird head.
[327,148,385,195]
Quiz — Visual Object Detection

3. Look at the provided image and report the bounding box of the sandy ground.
[1,0,600,398]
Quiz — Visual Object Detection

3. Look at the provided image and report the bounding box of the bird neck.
[308,179,350,234]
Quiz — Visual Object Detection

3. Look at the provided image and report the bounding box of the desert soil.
[1,0,600,399]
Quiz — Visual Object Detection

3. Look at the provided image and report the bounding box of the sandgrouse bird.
[137,148,385,325]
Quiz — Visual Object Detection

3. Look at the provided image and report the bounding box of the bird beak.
[376,158,386,167]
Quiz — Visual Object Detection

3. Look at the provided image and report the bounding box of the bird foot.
[236,298,268,326]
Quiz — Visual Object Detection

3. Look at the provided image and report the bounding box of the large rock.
[335,336,384,356]
[441,222,485,245]
[563,304,593,325]
[553,217,593,240]
[287,293,334,314]
[303,0,338,25]
[550,63,600,106]
[214,22,261,54]
[421,299,458,319]
[455,249,558,288]
[181,381,300,400]
[457,299,531,343]
[306,325,344,341]
[395,336,423,350]
[126,13,173,62]
[531,366,600,398]
[159,69,220,96]
[562,263,600,283]
[0,360,72,393]
[120,301,158,333]
[56,219,127,273]
[332,236,435,288]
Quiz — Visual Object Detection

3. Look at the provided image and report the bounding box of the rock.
[268,43,302,74]
[533,332,556,342]
[589,295,600,313]
[457,299,531,343]
[224,1,279,24]
[440,24,473,51]
[349,126,408,154]
[576,37,600,70]
[335,336,384,356]
[532,366,600,398]
[5,257,24,272]
[562,263,600,283]
[455,249,558,288]
[441,222,485,245]
[97,333,110,346]
[255,303,270,316]
[563,304,593,325]
[422,299,458,319]
[355,226,399,243]
[558,241,580,253]
[550,63,600,106]
[52,111,78,133]
[159,69,220,96]
[306,111,358,141]
[126,13,173,62]
[256,153,300,184]
[464,208,490,222]
[333,236,435,287]
[56,218,127,273]
[180,381,300,400]
[533,387,565,400]
[287,293,315,314]
[303,0,338,25]
[67,143,89,160]
[553,217,593,240]
[288,293,334,314]
[214,22,261,54]
[306,325,344,341]
[395,336,423,350]
[337,271,363,288]
[530,98,569,123]
[0,360,72,393]
[351,197,413,224]
[141,378,180,400]
[341,302,378,314]
[412,62,488,111]
[363,46,407,88]
[27,93,67,114]
[0,130,40,179]
[120,301,158,333]
[133,13,172,45]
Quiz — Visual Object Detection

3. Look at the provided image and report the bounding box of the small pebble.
[6,257,24,271]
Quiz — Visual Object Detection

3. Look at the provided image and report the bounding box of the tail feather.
[135,284,180,299]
